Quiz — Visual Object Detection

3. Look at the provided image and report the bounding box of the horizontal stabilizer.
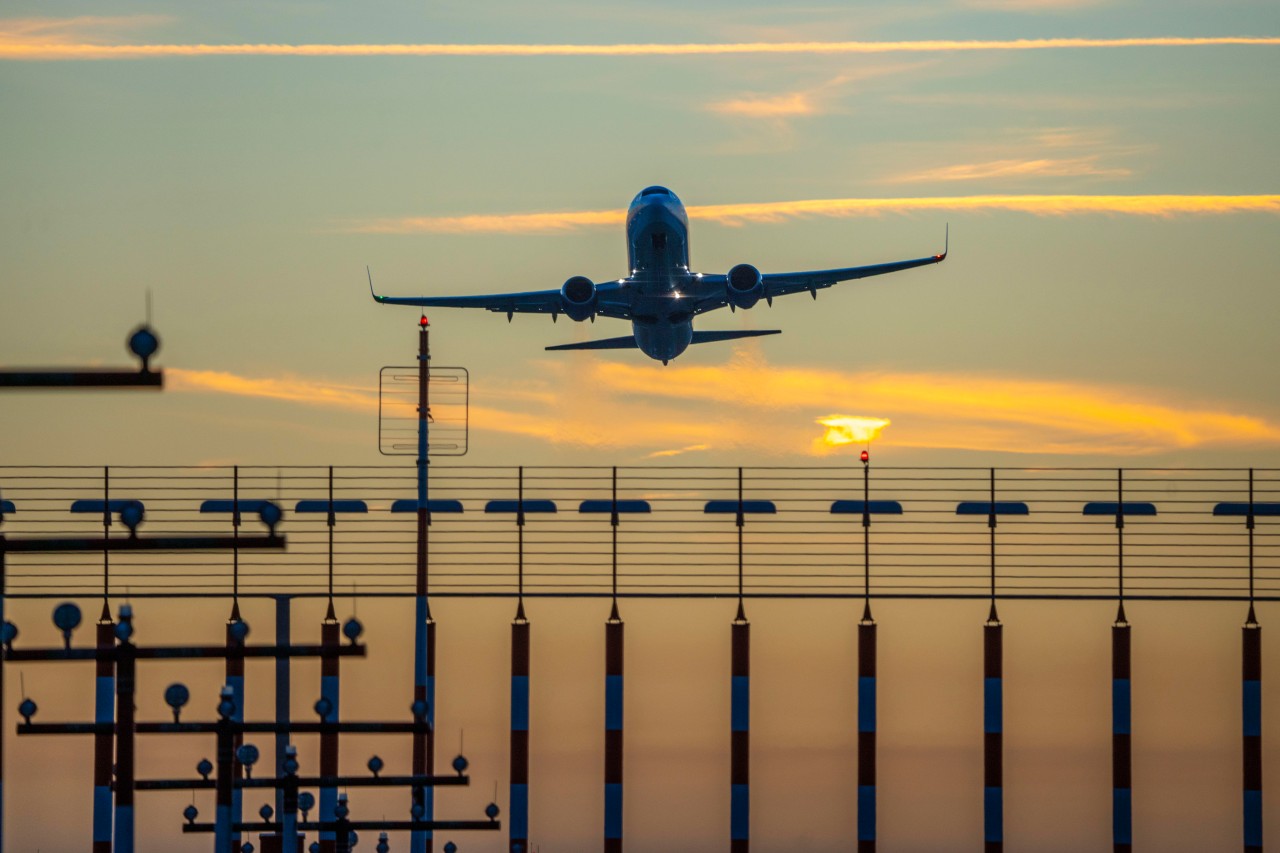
[545,335,640,351]
[690,329,781,345]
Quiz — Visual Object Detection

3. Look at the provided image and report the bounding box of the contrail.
[2,36,1278,61]
[347,194,1280,234]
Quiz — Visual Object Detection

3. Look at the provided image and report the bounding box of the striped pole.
[732,604,750,853]
[281,743,300,852]
[94,606,116,853]
[857,451,876,852]
[731,466,750,853]
[1243,468,1262,853]
[984,470,1003,853]
[1113,611,1131,853]
[93,467,115,851]
[320,464,342,853]
[512,465,531,853]
[226,605,245,849]
[114,605,136,853]
[0,530,5,853]
[1244,610,1262,853]
[426,611,438,842]
[215,685,235,853]
[984,605,1003,853]
[511,603,531,853]
[1113,469,1132,853]
[604,466,624,853]
[413,313,433,853]
[858,606,876,852]
[605,605,624,853]
[275,595,291,824]
[320,608,340,853]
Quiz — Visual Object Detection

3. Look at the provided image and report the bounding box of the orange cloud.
[167,353,1280,459]
[3,31,1278,60]
[647,444,712,458]
[707,92,817,118]
[347,194,1280,234]
[887,157,1132,183]
[352,209,625,235]
[168,368,378,411]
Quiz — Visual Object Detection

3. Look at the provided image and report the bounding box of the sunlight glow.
[816,415,891,448]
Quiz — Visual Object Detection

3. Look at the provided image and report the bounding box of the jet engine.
[726,263,763,310]
[560,276,598,321]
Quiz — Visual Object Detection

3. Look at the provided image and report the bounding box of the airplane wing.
[369,270,632,320]
[688,232,947,315]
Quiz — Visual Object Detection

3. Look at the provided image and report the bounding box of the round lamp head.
[127,325,160,361]
[53,602,83,634]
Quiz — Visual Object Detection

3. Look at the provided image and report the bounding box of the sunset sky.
[1,3,1278,851]
[2,1,1279,468]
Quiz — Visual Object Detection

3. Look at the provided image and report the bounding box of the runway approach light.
[816,415,890,449]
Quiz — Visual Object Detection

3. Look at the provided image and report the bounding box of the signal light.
[860,450,869,463]
[419,314,430,327]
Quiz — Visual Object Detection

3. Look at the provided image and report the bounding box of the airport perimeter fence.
[1,465,1276,601]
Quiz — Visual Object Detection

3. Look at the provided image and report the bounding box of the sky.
[1,1,1278,850]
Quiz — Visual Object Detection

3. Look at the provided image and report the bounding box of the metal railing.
[1,465,1276,600]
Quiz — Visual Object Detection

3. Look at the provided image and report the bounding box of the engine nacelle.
[560,276,598,321]
[726,263,763,310]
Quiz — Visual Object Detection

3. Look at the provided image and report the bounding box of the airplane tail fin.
[546,329,781,352]
[545,336,639,351]
[690,329,781,345]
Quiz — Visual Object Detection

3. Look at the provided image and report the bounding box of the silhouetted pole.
[605,467,624,853]
[1243,469,1262,853]
[114,605,137,853]
[425,610,438,844]
[858,450,876,852]
[511,466,531,853]
[511,612,530,853]
[318,466,344,853]
[94,606,116,853]
[413,313,434,853]
[0,513,6,851]
[281,743,300,851]
[1112,470,1132,853]
[983,470,1003,853]
[227,468,246,850]
[731,468,750,853]
[275,595,292,824]
[215,685,236,852]
[320,606,340,853]
[93,467,115,852]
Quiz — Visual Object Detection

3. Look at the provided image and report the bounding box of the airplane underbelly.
[632,319,693,363]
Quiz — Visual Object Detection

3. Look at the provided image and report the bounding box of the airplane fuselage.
[625,186,696,361]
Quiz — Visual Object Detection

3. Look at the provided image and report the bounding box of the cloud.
[961,0,1106,9]
[647,444,712,458]
[0,15,170,41]
[167,352,1280,458]
[887,157,1131,183]
[704,70,879,122]
[351,208,625,235]
[2,29,1278,60]
[347,194,1280,234]
[168,368,378,411]
[706,92,818,119]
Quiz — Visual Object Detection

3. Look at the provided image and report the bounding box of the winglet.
[367,266,385,303]
[934,224,949,261]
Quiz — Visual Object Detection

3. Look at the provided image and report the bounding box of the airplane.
[369,186,947,364]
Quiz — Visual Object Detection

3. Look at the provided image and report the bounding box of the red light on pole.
[860,449,869,464]
[419,314,430,327]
